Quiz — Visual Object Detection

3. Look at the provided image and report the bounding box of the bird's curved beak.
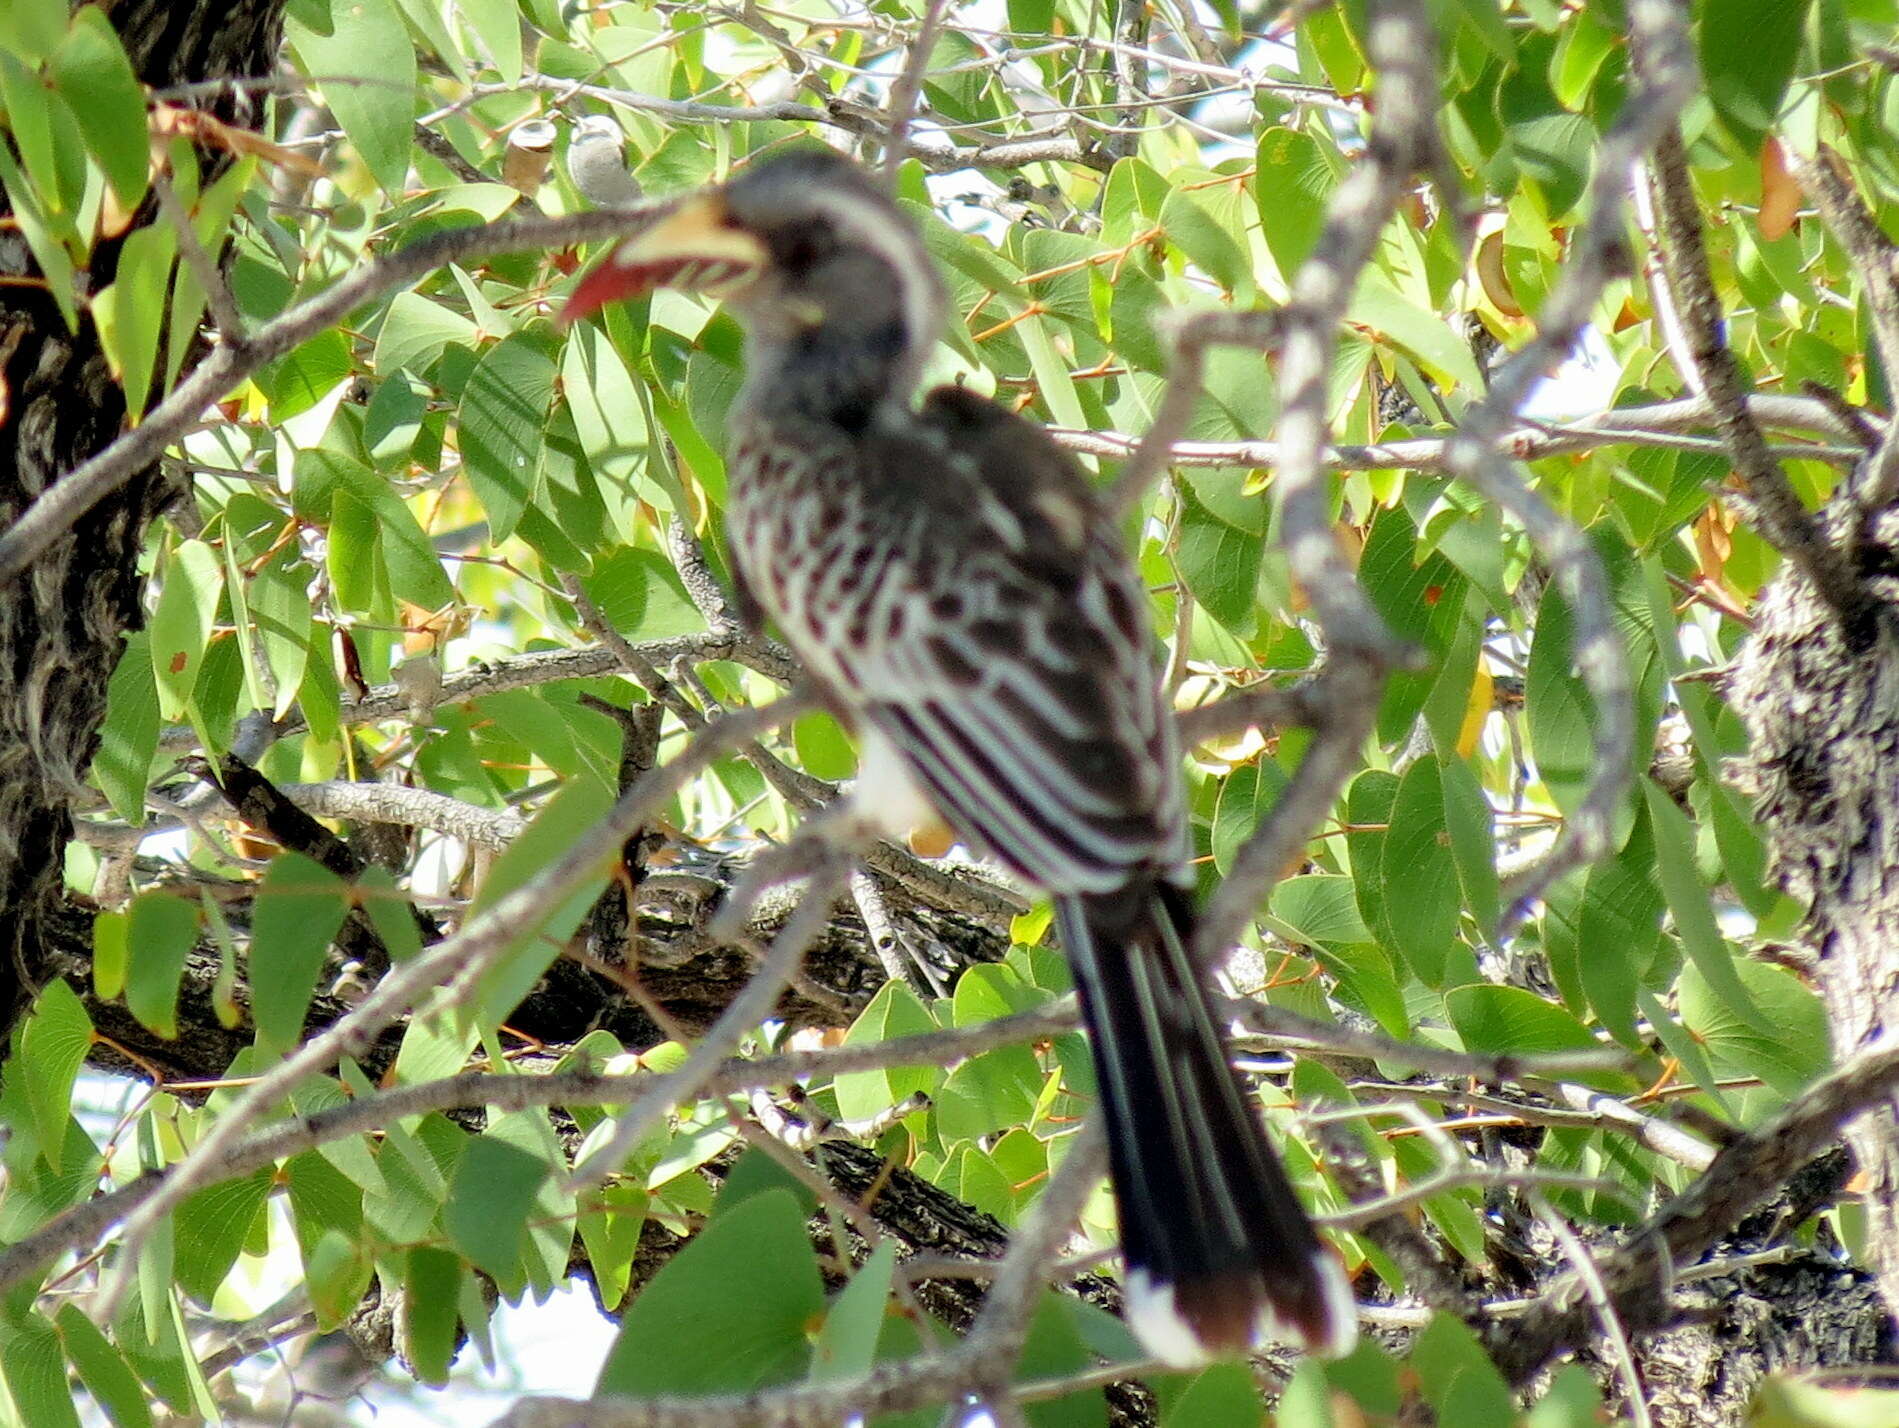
[558,194,766,325]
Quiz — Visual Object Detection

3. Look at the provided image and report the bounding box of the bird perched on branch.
[560,147,1357,1367]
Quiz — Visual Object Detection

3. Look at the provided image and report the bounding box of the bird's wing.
[830,387,1185,894]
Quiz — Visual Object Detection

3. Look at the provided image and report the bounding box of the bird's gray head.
[562,148,947,416]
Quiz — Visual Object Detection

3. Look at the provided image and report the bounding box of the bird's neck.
[740,318,919,435]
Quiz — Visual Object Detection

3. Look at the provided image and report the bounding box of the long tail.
[1057,882,1357,1367]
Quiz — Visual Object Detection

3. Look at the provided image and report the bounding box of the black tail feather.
[1057,882,1356,1365]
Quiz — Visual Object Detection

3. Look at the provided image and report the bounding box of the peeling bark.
[1731,506,1899,1318]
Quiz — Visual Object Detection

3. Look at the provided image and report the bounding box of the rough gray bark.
[1730,502,1899,1320]
[0,0,287,1053]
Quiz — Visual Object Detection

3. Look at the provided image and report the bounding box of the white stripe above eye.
[798,188,947,388]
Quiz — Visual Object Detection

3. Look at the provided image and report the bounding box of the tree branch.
[0,202,675,585]
[89,695,805,1323]
[1446,0,1699,926]
[1645,127,1875,637]
[1192,0,1434,965]
[1494,1035,1899,1382]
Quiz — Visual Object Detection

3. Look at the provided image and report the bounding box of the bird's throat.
[740,318,918,435]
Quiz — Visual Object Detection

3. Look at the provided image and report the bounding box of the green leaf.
[286,0,416,196]
[1697,0,1815,152]
[1346,769,1400,956]
[0,0,67,60]
[1410,1312,1513,1425]
[1527,1364,1606,1427]
[1016,1292,1108,1427]
[596,1189,823,1396]
[467,776,616,1028]
[1439,755,1500,936]
[936,1044,1043,1143]
[1577,810,1663,1047]
[1266,874,1372,947]
[92,910,128,1002]
[560,323,650,485]
[811,1241,898,1383]
[488,1109,577,1296]
[17,979,91,1170]
[293,449,456,610]
[577,1183,648,1312]
[456,0,523,82]
[459,335,559,541]
[404,1246,464,1386]
[149,539,223,721]
[249,853,351,1053]
[250,544,315,719]
[1159,184,1250,297]
[1526,577,1592,813]
[1747,1376,1899,1428]
[1349,271,1483,392]
[1644,779,1764,1031]
[3,1312,82,1428]
[834,980,942,1123]
[260,328,353,421]
[0,142,76,329]
[953,1142,1017,1222]
[50,8,150,207]
[444,1134,549,1282]
[375,290,480,375]
[94,221,174,421]
[1253,127,1336,284]
[952,962,1039,1024]
[1163,1363,1265,1426]
[0,50,85,225]
[1359,507,1468,743]
[174,1166,273,1304]
[580,547,702,641]
[1382,758,1459,986]
[793,712,857,782]
[1428,0,1513,63]
[1679,957,1828,1097]
[1177,481,1263,636]
[1212,761,1287,877]
[327,486,386,616]
[125,891,199,1038]
[1445,985,1600,1060]
[305,1227,374,1329]
[54,1304,152,1428]
[1549,7,1618,109]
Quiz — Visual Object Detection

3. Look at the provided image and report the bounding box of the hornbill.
[560,148,1357,1367]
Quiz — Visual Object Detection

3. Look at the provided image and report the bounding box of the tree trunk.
[1730,505,1899,1316]
[0,0,285,1050]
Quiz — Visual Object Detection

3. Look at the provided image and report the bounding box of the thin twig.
[1645,127,1873,635]
[880,0,951,181]
[157,634,797,752]
[1105,309,1283,517]
[1192,0,1432,964]
[1060,395,1875,473]
[0,202,672,586]
[1533,1192,1654,1428]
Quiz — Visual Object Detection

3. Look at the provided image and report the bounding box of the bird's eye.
[775,225,835,274]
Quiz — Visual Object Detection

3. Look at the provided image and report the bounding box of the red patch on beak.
[558,252,758,326]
